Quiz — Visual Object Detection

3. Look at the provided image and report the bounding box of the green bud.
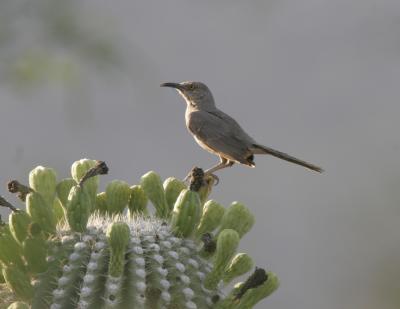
[23,234,48,274]
[0,264,4,283]
[26,192,56,234]
[128,185,148,216]
[106,222,130,277]
[140,171,168,218]
[223,253,254,284]
[2,264,34,301]
[198,175,215,205]
[95,192,108,214]
[53,198,66,225]
[56,178,76,207]
[0,226,24,268]
[29,166,57,207]
[9,210,31,244]
[163,177,186,212]
[196,200,225,236]
[105,180,131,214]
[204,229,239,289]
[7,302,30,309]
[66,185,91,232]
[171,189,201,238]
[218,202,255,238]
[28,222,42,236]
[71,159,98,202]
[235,272,279,309]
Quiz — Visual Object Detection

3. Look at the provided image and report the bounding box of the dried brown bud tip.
[235,267,268,300]
[78,161,108,186]
[7,180,32,202]
[189,167,205,192]
[201,232,217,253]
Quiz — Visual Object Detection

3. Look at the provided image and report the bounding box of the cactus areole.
[0,159,278,309]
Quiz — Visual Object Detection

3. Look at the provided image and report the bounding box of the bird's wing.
[187,110,254,164]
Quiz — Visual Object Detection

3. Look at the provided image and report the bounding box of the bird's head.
[161,81,216,110]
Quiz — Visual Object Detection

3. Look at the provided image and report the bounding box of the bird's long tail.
[251,144,323,173]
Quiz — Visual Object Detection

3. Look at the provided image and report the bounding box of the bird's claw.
[204,173,219,186]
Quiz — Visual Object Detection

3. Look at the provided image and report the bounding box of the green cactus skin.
[218,202,255,238]
[26,192,56,234]
[128,185,148,216]
[29,166,57,207]
[2,264,33,301]
[204,229,240,290]
[140,171,169,218]
[66,185,91,233]
[56,178,76,207]
[0,226,24,269]
[163,177,187,213]
[197,175,215,206]
[105,180,131,215]
[106,222,131,277]
[22,233,48,274]
[1,162,278,309]
[9,210,32,244]
[95,192,108,215]
[196,200,225,237]
[7,301,30,309]
[31,237,76,309]
[71,159,98,203]
[170,189,202,238]
[53,199,66,225]
[222,253,253,284]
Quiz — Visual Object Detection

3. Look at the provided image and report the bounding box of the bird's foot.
[183,167,219,190]
[204,172,219,186]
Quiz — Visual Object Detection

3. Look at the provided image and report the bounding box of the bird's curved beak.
[160,82,183,90]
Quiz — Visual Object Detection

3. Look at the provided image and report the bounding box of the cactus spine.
[0,159,278,309]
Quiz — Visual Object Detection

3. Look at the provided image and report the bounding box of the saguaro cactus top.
[0,159,278,309]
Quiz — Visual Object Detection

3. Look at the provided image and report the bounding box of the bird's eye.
[189,84,195,90]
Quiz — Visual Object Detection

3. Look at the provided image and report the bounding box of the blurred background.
[1,0,400,308]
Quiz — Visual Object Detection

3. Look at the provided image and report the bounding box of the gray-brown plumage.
[161,81,323,176]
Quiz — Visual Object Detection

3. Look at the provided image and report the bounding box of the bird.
[160,81,323,178]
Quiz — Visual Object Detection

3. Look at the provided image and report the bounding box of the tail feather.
[252,144,323,173]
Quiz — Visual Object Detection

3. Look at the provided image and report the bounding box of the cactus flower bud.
[56,178,76,207]
[29,166,57,207]
[196,200,225,236]
[234,272,279,309]
[106,222,130,277]
[197,175,215,205]
[140,171,169,218]
[105,180,131,214]
[222,253,253,284]
[218,202,255,238]
[95,192,108,214]
[53,198,66,225]
[163,177,186,212]
[171,189,201,237]
[23,233,48,274]
[128,185,148,216]
[66,185,91,232]
[9,210,31,244]
[71,159,98,202]
[0,226,24,268]
[2,264,34,301]
[204,229,239,289]
[26,192,56,234]
[7,302,30,309]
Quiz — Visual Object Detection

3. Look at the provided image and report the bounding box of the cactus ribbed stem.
[49,239,91,309]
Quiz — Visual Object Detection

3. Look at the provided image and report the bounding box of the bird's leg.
[204,157,235,174]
